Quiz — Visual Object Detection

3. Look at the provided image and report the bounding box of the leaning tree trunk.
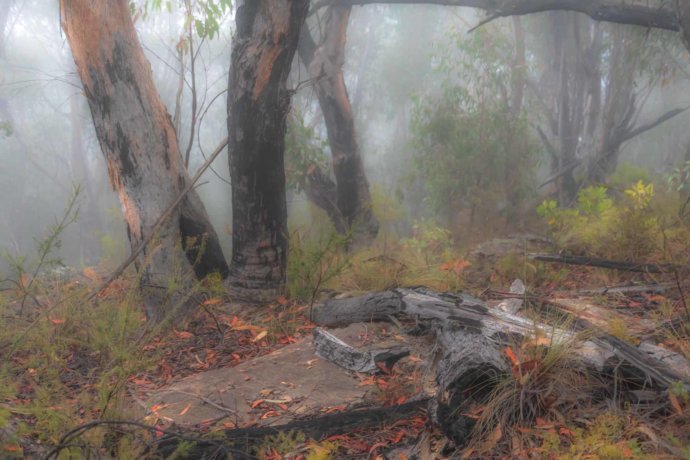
[60,0,228,321]
[227,1,309,301]
[298,6,379,244]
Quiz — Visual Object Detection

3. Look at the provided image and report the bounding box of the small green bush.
[537,182,662,260]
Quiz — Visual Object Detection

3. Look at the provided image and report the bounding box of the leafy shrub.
[537,182,661,260]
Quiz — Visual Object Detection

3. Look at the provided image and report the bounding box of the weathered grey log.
[312,327,409,373]
[313,288,690,389]
[495,278,525,314]
[311,291,402,326]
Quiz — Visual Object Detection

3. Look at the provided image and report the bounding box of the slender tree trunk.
[677,0,690,52]
[299,6,379,244]
[227,1,309,301]
[60,0,228,321]
[509,16,526,117]
[587,27,635,183]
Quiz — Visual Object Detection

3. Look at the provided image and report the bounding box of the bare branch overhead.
[311,0,679,32]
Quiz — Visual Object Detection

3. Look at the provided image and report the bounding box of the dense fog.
[2,1,690,275]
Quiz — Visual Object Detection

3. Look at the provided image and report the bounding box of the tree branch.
[311,0,679,32]
[619,106,689,145]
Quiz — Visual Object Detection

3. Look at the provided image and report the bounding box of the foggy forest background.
[3,1,690,274]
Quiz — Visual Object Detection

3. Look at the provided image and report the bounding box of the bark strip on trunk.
[227,1,309,300]
[61,0,228,320]
[299,7,379,243]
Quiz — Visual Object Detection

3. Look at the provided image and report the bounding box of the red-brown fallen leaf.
[325,434,350,442]
[251,399,265,409]
[222,421,236,429]
[369,442,388,456]
[559,426,574,437]
[279,335,298,344]
[261,410,279,419]
[50,318,65,325]
[20,272,28,289]
[669,391,684,415]
[504,347,519,366]
[276,296,289,305]
[395,396,407,405]
[276,403,288,411]
[324,404,347,414]
[358,376,376,386]
[346,440,370,451]
[535,417,551,427]
[252,330,268,342]
[202,297,222,306]
[2,443,22,452]
[129,376,152,385]
[390,430,405,443]
[173,327,194,339]
[231,353,242,360]
[179,403,192,416]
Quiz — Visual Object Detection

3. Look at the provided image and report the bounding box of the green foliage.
[608,162,650,191]
[557,413,647,459]
[0,120,12,138]
[334,220,467,293]
[253,430,306,458]
[130,0,232,39]
[409,24,539,226]
[287,228,350,305]
[537,182,661,260]
[285,112,329,192]
[668,160,690,194]
[401,219,453,257]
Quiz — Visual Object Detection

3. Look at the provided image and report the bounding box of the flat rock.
[146,322,431,427]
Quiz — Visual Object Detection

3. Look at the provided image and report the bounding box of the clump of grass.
[287,227,350,305]
[467,327,603,456]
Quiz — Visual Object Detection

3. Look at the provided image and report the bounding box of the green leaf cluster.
[409,23,539,225]
[537,182,661,259]
[285,112,329,192]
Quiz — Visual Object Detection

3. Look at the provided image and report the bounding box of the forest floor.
[1,235,690,458]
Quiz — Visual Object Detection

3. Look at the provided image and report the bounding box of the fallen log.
[152,398,429,459]
[313,288,690,446]
[315,288,689,387]
[529,253,684,274]
[312,327,409,373]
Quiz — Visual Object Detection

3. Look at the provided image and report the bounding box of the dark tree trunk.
[227,1,309,301]
[298,6,379,244]
[60,0,228,321]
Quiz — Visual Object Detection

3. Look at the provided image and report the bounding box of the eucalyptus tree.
[60,0,229,320]
[225,1,310,300]
[296,5,379,244]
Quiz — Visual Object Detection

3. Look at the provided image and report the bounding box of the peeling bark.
[61,0,228,321]
[298,7,379,244]
[227,1,309,300]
